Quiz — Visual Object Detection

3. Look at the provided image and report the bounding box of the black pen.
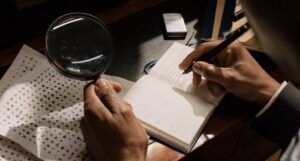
[183,22,251,74]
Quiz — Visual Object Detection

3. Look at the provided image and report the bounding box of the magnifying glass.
[45,12,114,80]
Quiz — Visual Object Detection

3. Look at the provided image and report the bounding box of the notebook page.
[149,42,194,92]
[123,42,223,150]
[149,42,221,104]
[123,75,217,147]
[0,46,135,160]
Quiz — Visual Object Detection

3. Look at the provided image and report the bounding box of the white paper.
[123,42,223,151]
[149,42,194,91]
[0,45,135,160]
[0,45,45,95]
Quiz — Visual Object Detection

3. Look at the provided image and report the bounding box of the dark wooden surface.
[0,0,282,160]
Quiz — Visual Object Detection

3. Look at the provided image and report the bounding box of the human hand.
[81,79,148,161]
[179,41,280,105]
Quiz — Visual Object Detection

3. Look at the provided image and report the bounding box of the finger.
[193,61,233,87]
[80,119,103,159]
[207,81,225,96]
[107,80,122,93]
[94,79,127,114]
[209,49,229,67]
[80,118,93,147]
[193,71,202,86]
[84,83,112,119]
[179,42,219,70]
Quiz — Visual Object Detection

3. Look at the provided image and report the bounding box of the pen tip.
[182,67,193,74]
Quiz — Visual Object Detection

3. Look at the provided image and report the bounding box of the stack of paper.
[0,45,134,161]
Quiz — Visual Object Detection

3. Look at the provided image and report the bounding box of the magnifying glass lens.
[46,13,114,80]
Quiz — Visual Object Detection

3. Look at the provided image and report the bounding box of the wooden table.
[0,0,281,160]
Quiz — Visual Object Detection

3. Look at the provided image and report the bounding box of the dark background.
[0,0,127,50]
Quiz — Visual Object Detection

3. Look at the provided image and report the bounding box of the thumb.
[94,79,126,114]
[193,61,231,87]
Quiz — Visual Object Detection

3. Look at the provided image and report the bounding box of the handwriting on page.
[123,42,224,151]
[149,42,194,92]
[124,75,213,146]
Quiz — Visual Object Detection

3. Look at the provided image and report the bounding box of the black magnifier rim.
[45,12,115,81]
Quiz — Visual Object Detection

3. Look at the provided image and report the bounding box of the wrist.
[258,78,280,105]
[118,155,146,161]
[117,148,146,161]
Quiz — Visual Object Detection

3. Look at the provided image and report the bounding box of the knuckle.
[121,106,133,117]
[95,79,104,86]
[225,46,234,55]
[202,65,213,76]
[100,89,114,97]
[84,98,93,109]
[95,79,109,90]
[230,41,242,51]
[194,61,202,67]
[101,92,117,105]
[83,101,101,117]
[83,83,94,98]
[202,70,209,77]
[125,102,133,110]
[225,71,235,81]
[84,97,97,110]
[125,101,132,107]
[121,108,132,116]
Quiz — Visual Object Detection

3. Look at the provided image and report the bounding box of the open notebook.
[123,42,223,152]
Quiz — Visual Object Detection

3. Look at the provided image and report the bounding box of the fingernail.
[95,79,107,89]
[207,65,215,73]
[193,64,204,76]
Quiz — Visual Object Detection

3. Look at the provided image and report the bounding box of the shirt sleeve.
[252,82,300,149]
[256,81,288,118]
[280,130,300,161]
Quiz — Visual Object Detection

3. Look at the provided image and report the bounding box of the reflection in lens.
[45,13,114,80]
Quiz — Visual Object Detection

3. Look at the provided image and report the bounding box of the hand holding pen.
[182,22,250,74]
[179,23,280,104]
